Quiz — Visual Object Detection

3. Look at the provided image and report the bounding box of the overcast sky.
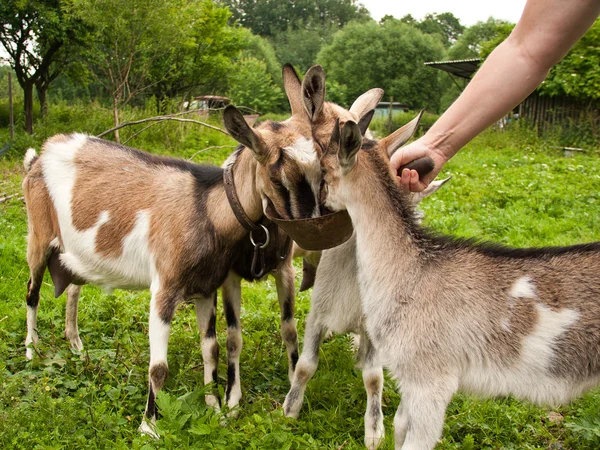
[360,0,527,26]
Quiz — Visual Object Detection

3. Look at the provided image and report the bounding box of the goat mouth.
[264,203,353,251]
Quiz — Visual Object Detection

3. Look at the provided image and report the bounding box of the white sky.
[360,0,527,26]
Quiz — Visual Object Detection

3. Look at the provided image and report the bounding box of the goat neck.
[212,147,264,241]
[341,148,423,283]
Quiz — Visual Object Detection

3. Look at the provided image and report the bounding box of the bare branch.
[96,114,228,138]
[122,121,162,145]
[0,194,24,204]
[187,145,237,161]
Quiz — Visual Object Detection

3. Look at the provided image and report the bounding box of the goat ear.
[283,63,303,116]
[381,109,424,158]
[302,65,326,121]
[349,88,384,118]
[409,175,452,204]
[339,121,362,172]
[357,109,375,136]
[323,118,341,158]
[223,105,268,162]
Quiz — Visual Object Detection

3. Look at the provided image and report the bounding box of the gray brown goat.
[319,116,600,449]
[284,113,450,449]
[219,64,384,411]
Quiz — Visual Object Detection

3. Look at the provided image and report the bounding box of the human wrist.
[416,133,453,166]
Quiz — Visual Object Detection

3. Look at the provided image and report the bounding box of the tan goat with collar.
[21,96,328,435]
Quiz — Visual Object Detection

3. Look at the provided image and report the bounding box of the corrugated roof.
[424,58,481,79]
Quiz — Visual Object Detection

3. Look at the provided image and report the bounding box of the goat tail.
[24,148,38,172]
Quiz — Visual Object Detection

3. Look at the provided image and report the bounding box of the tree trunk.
[36,83,48,119]
[113,97,120,143]
[24,82,35,134]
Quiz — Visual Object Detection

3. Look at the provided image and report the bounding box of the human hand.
[390,137,447,192]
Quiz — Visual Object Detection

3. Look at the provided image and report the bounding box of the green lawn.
[2,126,600,449]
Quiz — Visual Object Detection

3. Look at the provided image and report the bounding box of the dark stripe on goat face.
[275,179,293,219]
[294,176,317,218]
[275,159,318,219]
[271,149,286,173]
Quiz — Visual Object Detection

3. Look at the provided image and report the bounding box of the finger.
[400,168,411,192]
[408,169,425,193]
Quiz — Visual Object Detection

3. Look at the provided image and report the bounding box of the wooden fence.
[517,93,599,139]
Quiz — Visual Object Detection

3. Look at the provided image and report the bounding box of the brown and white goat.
[218,64,384,411]
[21,94,330,434]
[319,118,600,450]
[284,114,450,450]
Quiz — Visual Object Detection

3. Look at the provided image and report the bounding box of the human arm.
[391,0,600,192]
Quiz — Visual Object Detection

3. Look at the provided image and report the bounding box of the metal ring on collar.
[250,224,270,249]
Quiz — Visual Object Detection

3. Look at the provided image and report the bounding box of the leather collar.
[223,164,262,232]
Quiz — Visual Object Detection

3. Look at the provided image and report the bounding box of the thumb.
[390,141,429,172]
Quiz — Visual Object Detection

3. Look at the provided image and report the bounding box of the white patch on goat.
[460,303,583,405]
[139,418,159,438]
[24,148,37,172]
[149,279,170,367]
[25,306,38,360]
[510,276,537,298]
[42,134,155,290]
[521,304,579,371]
[62,210,153,289]
[49,237,60,250]
[284,136,317,165]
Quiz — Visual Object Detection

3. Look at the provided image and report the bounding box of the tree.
[220,0,370,38]
[475,18,600,102]
[147,0,247,108]
[317,20,445,111]
[416,12,464,48]
[227,57,283,113]
[448,18,511,60]
[78,0,198,142]
[398,14,417,26]
[0,0,89,133]
[239,31,283,86]
[272,24,335,73]
[539,19,600,100]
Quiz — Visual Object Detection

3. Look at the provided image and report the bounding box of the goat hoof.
[67,336,83,351]
[225,408,239,419]
[219,408,239,426]
[139,419,159,438]
[282,401,300,419]
[25,347,34,360]
[205,394,221,411]
[364,435,384,450]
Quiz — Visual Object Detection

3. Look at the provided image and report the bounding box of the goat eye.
[319,180,328,203]
[320,179,328,193]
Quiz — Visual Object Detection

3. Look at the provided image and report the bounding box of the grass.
[2,118,600,449]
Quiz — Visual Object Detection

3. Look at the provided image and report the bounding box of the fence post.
[388,96,394,134]
[9,71,14,140]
